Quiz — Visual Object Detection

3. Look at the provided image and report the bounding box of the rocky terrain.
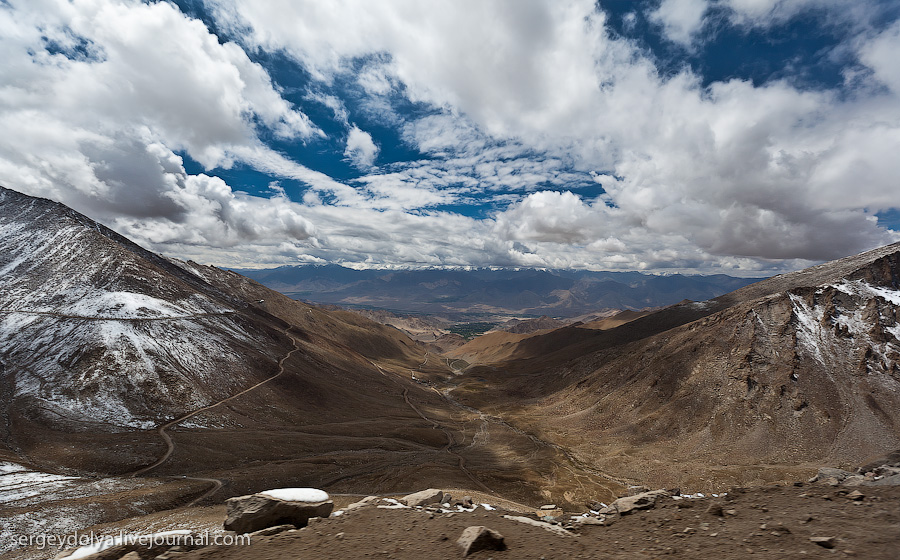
[1,186,899,559]
[0,188,626,557]
[27,451,900,560]
[447,242,900,492]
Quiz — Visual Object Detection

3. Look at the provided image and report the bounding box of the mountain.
[0,186,631,535]
[447,242,900,490]
[0,186,443,481]
[235,264,762,317]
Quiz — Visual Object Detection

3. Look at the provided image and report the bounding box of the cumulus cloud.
[1,0,899,274]
[649,0,710,46]
[344,126,379,169]
[0,0,322,248]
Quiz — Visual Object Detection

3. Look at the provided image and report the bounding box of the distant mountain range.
[235,265,764,318]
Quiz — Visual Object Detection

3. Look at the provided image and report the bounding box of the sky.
[1,0,899,275]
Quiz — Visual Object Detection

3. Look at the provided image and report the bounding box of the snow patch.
[258,488,329,502]
[789,294,826,364]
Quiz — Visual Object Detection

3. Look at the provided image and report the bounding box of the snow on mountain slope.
[0,186,289,428]
[452,248,900,489]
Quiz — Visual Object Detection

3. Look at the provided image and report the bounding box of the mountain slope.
[449,243,900,489]
[0,186,429,473]
[0,186,628,522]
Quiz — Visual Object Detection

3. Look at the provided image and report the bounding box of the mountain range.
[1,186,899,559]
[235,264,762,318]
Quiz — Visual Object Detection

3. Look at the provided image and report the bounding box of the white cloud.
[344,125,379,169]
[720,0,889,30]
[0,0,322,241]
[649,0,710,46]
[1,0,899,274]
[858,20,900,95]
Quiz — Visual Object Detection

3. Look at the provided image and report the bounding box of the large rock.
[224,488,333,534]
[456,526,506,556]
[56,532,201,560]
[400,488,444,507]
[810,467,857,483]
[501,515,574,537]
[606,490,669,515]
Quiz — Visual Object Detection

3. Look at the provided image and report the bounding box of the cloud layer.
[0,0,898,274]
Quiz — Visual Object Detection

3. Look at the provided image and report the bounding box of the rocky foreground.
[54,463,900,560]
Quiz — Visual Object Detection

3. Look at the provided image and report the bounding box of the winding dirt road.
[127,327,301,502]
[368,356,493,494]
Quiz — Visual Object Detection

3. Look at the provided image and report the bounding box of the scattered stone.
[540,504,558,510]
[247,524,296,537]
[345,496,380,511]
[810,536,836,549]
[847,490,865,501]
[706,503,724,516]
[865,474,900,486]
[536,508,564,520]
[502,515,575,537]
[725,509,738,516]
[56,533,205,560]
[575,517,607,526]
[401,489,444,507]
[456,526,506,556]
[224,490,334,534]
[811,468,857,484]
[609,490,669,515]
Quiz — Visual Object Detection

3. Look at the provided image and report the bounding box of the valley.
[1,187,899,559]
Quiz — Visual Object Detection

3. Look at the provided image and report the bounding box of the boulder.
[864,474,900,486]
[810,536,836,549]
[501,515,574,537]
[400,488,444,507]
[574,516,607,526]
[224,488,333,534]
[345,495,381,511]
[811,467,857,483]
[608,490,669,515]
[535,508,564,520]
[456,526,506,556]
[246,524,297,537]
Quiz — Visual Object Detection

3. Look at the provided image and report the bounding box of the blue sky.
[1,0,899,274]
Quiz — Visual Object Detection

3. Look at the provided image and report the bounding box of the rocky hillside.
[0,186,444,478]
[448,242,900,490]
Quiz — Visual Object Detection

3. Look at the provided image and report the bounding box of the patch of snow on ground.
[61,291,219,319]
[0,463,79,505]
[789,293,826,364]
[832,280,900,306]
[834,308,869,338]
[259,488,329,502]
[888,325,900,341]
